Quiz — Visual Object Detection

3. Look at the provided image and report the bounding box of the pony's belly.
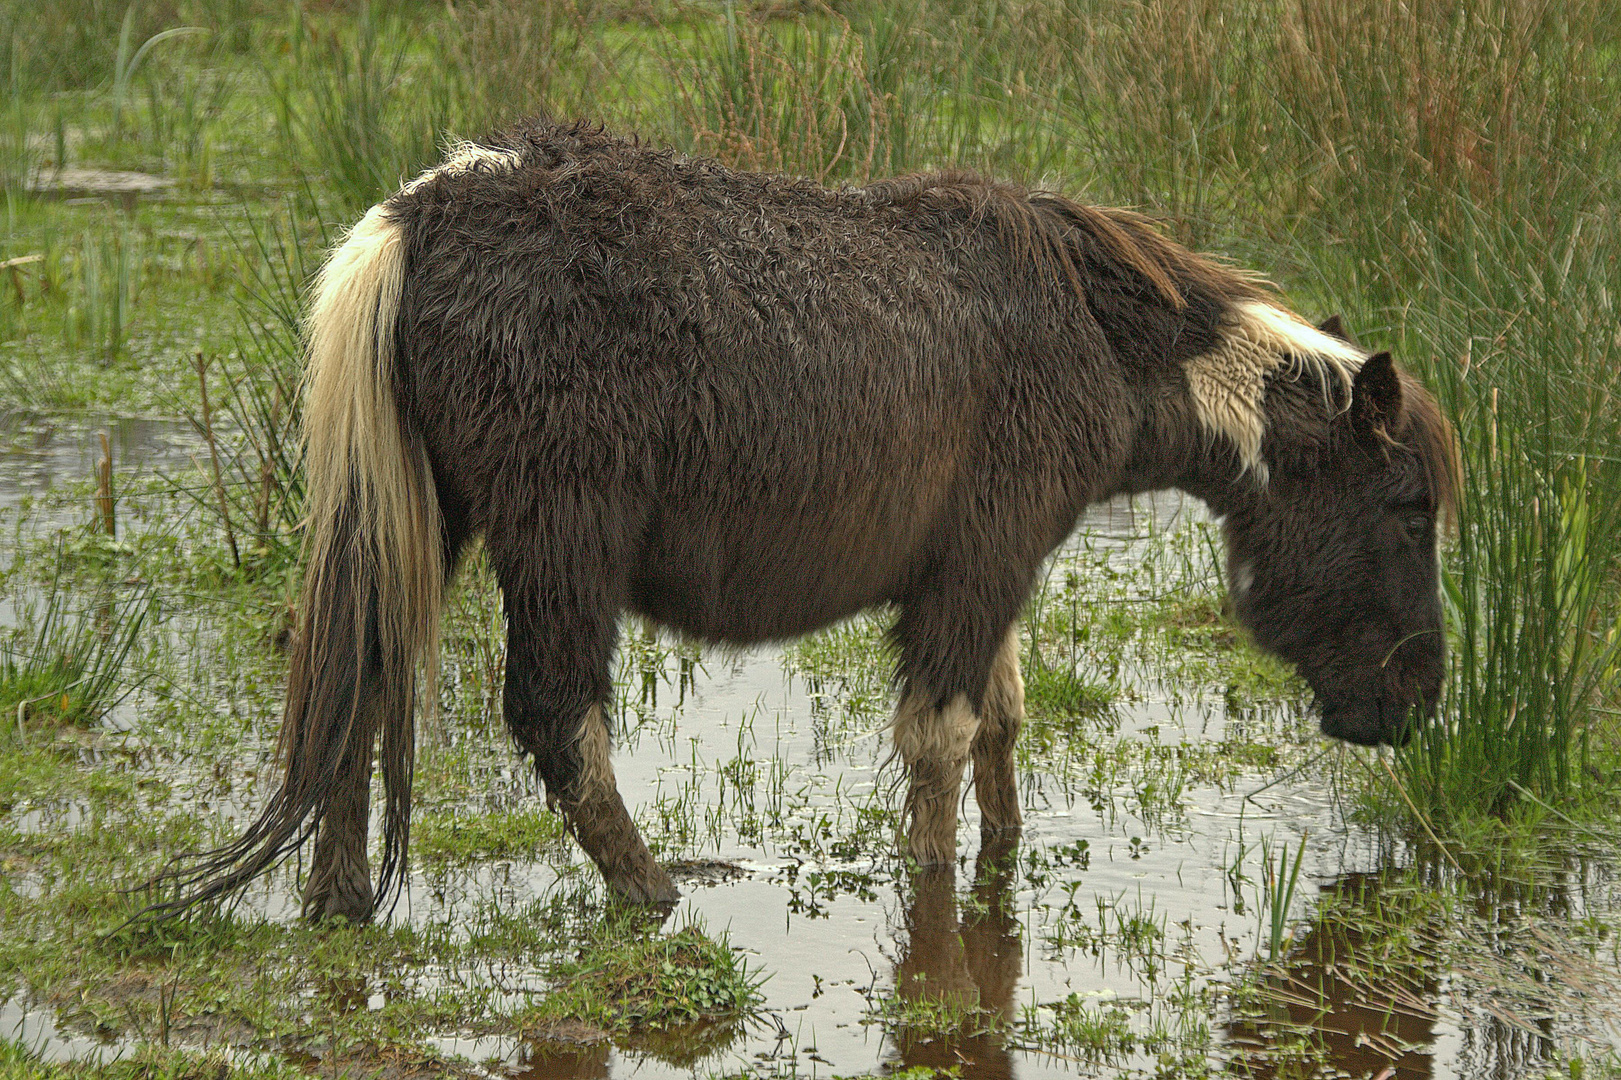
[627,510,920,645]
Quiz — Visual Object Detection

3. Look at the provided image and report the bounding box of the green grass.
[525,916,764,1033]
[0,572,148,744]
[414,805,566,866]
[1023,661,1114,721]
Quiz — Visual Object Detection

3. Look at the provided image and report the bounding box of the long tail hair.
[147,203,443,918]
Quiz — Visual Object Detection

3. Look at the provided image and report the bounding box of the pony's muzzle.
[1318,684,1434,747]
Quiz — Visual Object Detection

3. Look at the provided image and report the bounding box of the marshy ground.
[3,1,1621,1077]
[3,424,1617,1078]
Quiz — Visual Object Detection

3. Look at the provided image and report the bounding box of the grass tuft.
[0,573,148,744]
[528,916,764,1033]
[414,806,566,867]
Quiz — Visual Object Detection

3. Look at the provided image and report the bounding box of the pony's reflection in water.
[890,835,1023,1080]
[515,1039,611,1080]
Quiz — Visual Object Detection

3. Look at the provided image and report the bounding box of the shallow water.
[400,494,1620,1078]
[0,409,199,512]
[3,429,1618,1079]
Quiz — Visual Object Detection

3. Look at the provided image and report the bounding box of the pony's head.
[1210,315,1457,747]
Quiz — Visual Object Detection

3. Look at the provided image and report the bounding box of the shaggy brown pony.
[152,120,1455,921]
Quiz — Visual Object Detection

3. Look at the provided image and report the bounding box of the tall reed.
[270,3,454,215]
[1392,205,1621,819]
[1257,0,1621,818]
[664,5,902,183]
[443,0,595,136]
[64,225,139,363]
[181,196,323,575]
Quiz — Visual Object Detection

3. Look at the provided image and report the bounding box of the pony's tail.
[145,204,443,920]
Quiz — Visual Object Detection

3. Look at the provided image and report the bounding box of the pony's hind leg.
[490,514,677,905]
[302,722,375,921]
[971,627,1025,835]
[303,511,472,924]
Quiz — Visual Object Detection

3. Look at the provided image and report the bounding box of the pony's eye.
[1403,513,1429,538]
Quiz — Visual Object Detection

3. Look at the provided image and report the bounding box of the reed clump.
[0,575,149,746]
[1254,0,1621,821]
[665,6,902,183]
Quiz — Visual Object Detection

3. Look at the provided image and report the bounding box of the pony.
[153,119,1456,922]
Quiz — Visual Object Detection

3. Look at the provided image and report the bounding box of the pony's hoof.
[303,856,374,921]
[303,888,375,925]
[606,865,681,906]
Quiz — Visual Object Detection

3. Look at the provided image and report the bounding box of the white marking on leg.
[573,704,616,799]
[893,692,980,771]
[982,628,1024,728]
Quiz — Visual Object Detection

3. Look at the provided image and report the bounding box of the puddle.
[4,429,1620,1079]
[0,994,129,1066]
[390,493,1621,1077]
[0,410,200,514]
[26,169,174,213]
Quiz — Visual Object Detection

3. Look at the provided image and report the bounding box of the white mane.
[1185,300,1367,480]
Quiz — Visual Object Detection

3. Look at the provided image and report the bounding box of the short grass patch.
[527,917,764,1033]
[413,805,566,867]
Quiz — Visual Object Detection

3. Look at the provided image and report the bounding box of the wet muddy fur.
[152,119,1457,921]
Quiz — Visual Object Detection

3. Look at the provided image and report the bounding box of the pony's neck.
[1105,398,1256,519]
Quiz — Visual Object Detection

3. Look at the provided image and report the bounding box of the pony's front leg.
[892,689,980,867]
[493,530,677,905]
[971,628,1025,834]
[892,590,1027,866]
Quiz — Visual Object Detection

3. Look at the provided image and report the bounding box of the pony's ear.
[1350,351,1402,438]
[1317,314,1352,343]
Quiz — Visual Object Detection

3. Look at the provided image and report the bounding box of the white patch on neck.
[1234,561,1254,595]
[1185,300,1368,480]
[400,140,523,195]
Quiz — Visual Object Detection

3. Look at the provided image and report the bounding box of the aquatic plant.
[62,225,138,364]
[1257,833,1307,962]
[168,197,323,577]
[0,572,148,745]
